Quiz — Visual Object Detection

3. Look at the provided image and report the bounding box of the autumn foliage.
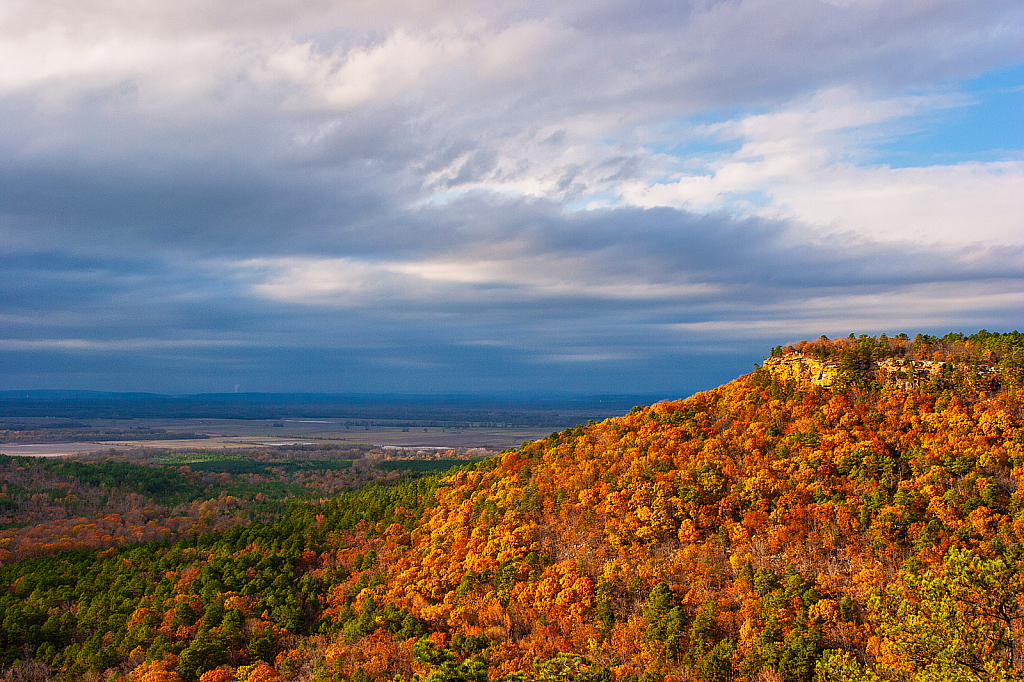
[2,330,1023,682]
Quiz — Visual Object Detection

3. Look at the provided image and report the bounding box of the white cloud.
[664,281,1024,339]
[476,18,574,83]
[0,25,229,101]
[613,87,1024,244]
[767,160,1024,244]
[251,29,472,111]
[243,255,723,307]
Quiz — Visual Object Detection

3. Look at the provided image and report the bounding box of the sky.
[0,0,1022,396]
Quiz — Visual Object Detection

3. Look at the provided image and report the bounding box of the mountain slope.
[2,331,1023,682]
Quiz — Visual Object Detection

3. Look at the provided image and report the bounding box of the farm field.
[93,421,557,451]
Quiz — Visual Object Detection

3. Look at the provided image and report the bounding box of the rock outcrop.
[762,353,1000,390]
[762,355,840,388]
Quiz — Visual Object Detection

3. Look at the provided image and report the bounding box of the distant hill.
[0,391,662,427]
[1,330,1022,682]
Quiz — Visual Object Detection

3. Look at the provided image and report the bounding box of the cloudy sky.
[1,0,1022,395]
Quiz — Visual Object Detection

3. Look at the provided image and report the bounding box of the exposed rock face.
[875,357,945,391]
[762,355,839,388]
[762,353,999,390]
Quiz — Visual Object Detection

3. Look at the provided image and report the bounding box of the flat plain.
[0,417,561,456]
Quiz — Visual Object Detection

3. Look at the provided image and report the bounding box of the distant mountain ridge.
[0,391,664,426]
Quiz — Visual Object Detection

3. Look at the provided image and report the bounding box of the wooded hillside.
[2,330,1023,682]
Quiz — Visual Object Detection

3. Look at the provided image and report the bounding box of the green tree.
[177,629,225,682]
[872,547,1024,681]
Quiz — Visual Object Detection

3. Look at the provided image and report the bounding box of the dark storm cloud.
[1,194,1020,392]
[400,198,1024,287]
[0,0,1021,392]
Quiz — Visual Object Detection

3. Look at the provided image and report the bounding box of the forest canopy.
[1,330,1023,682]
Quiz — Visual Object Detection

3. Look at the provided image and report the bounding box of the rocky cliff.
[762,353,999,390]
